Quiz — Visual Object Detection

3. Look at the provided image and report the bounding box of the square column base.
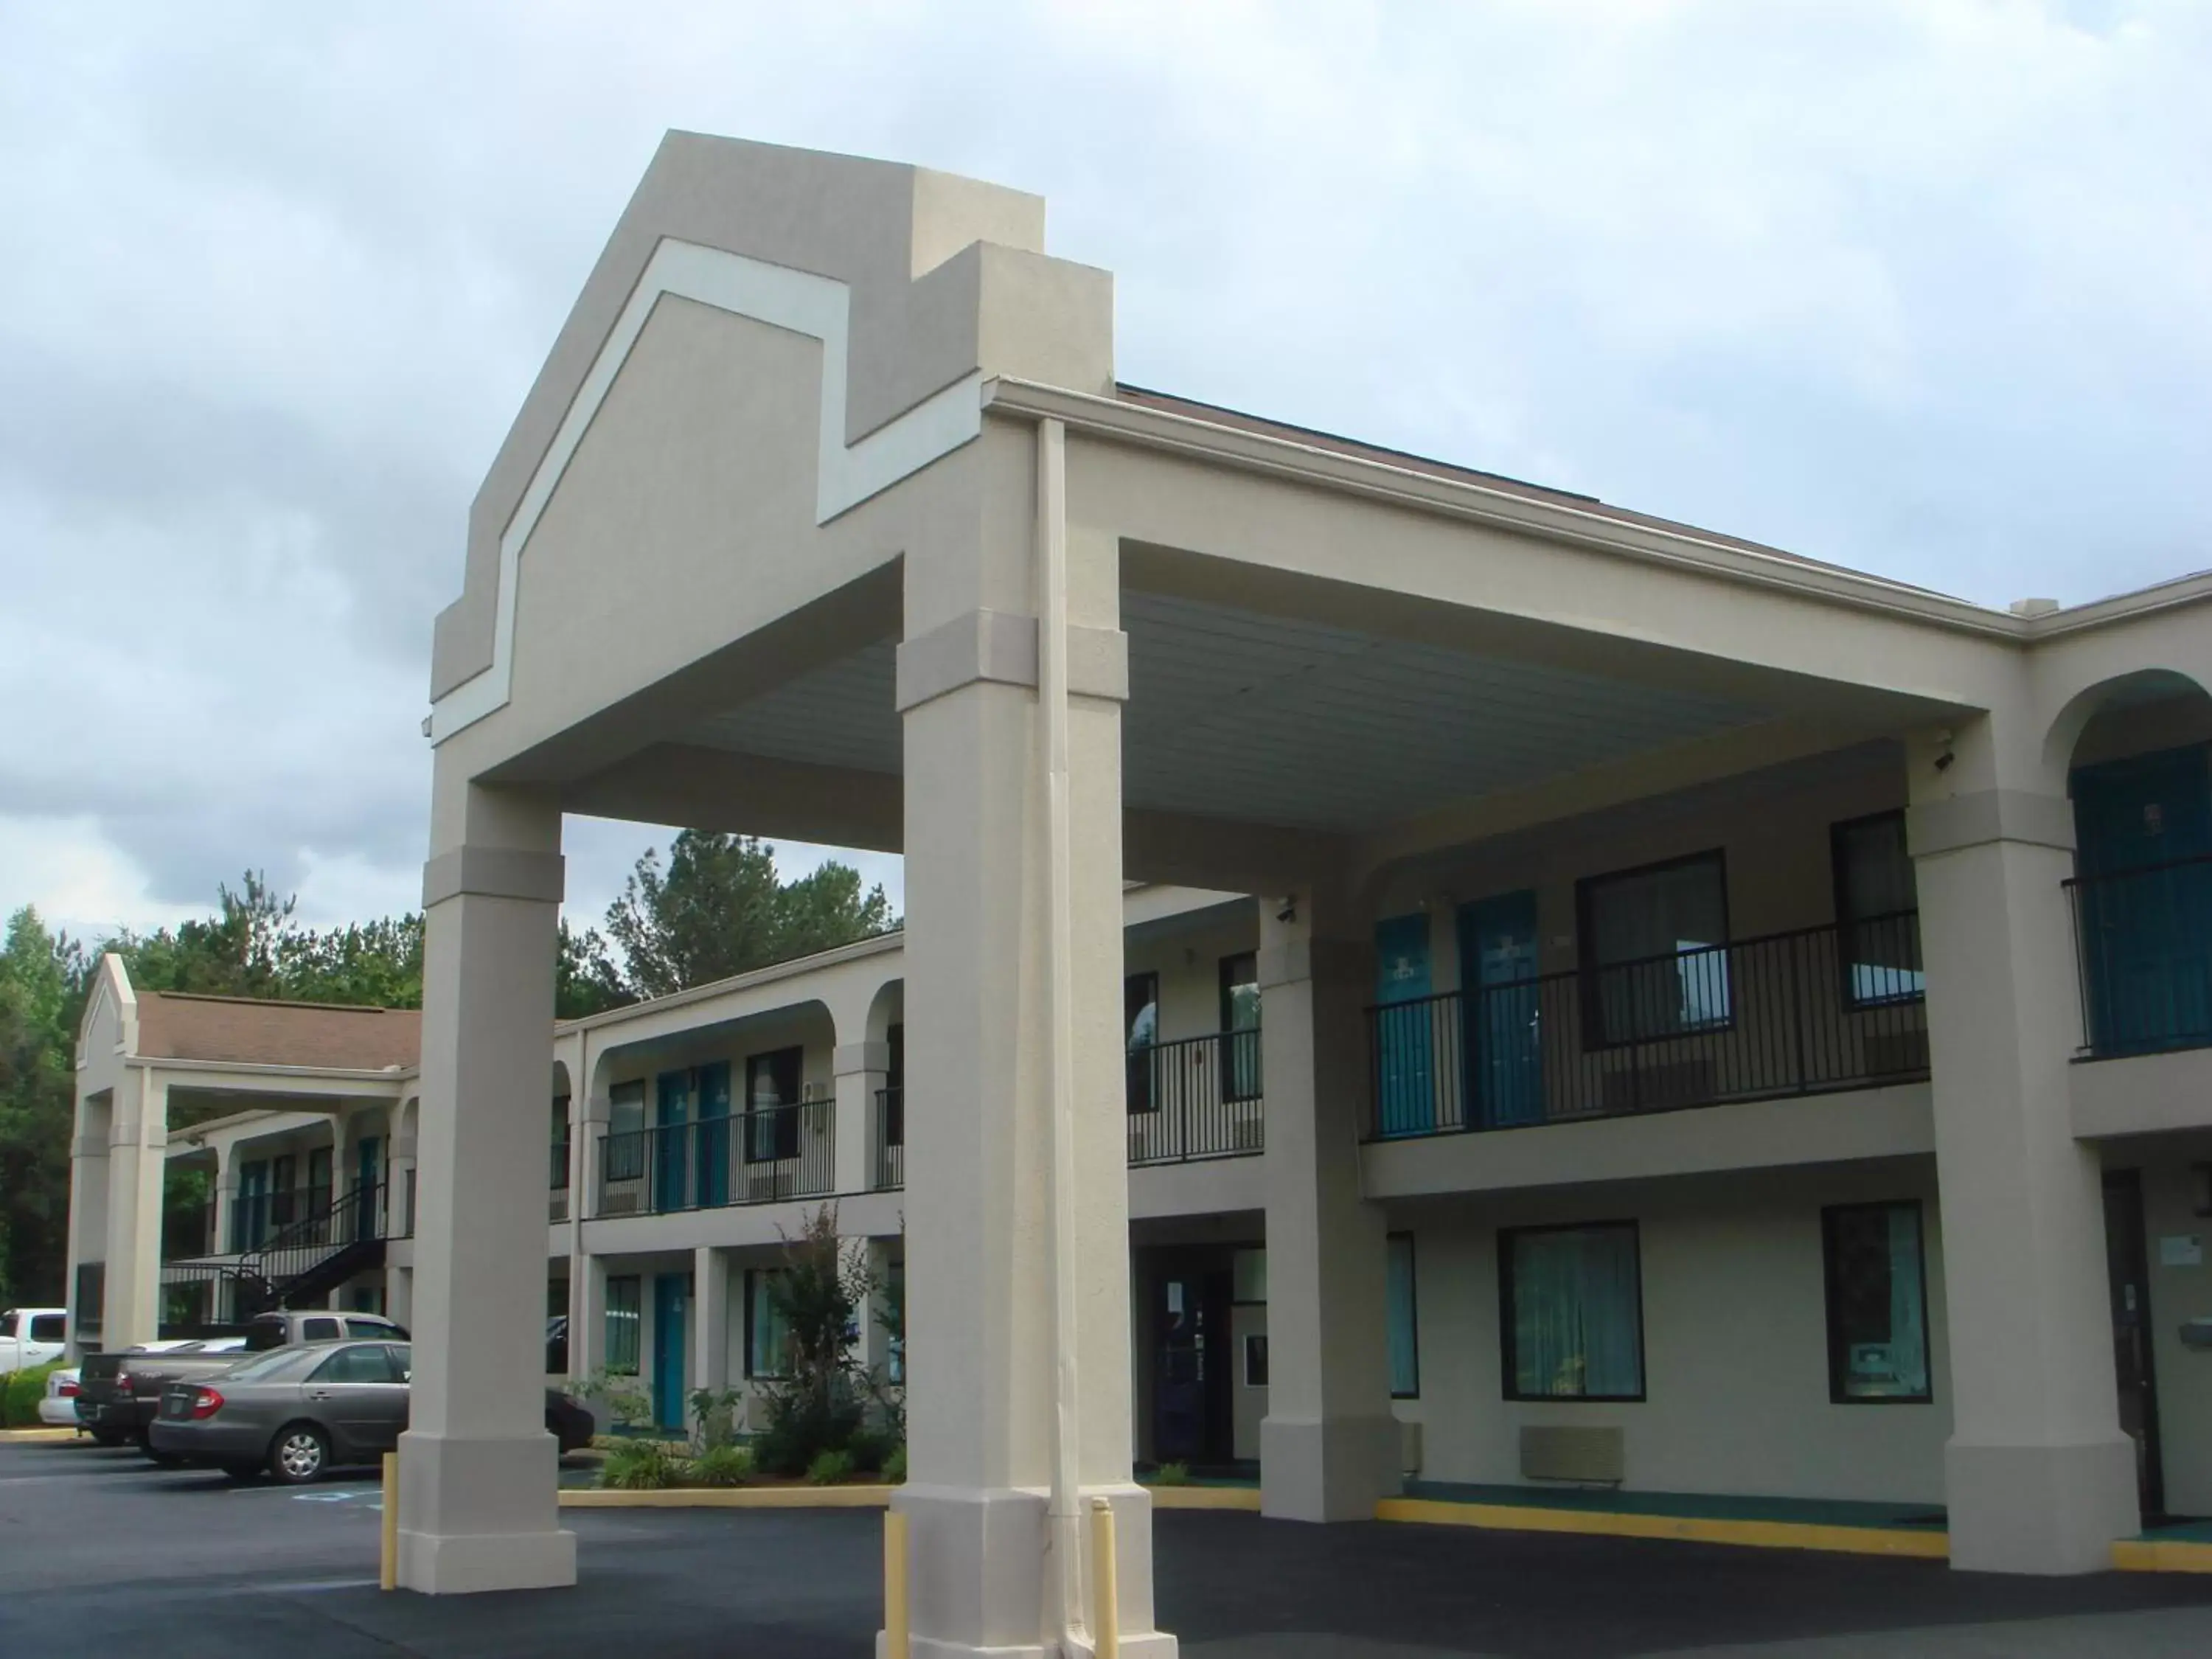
[1944,1436,2138,1575]
[1261,1413,1402,1522]
[883,1484,1176,1657]
[396,1428,576,1594]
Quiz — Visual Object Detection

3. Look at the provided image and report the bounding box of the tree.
[111,872,296,1000]
[0,908,91,1305]
[556,919,629,1020]
[603,832,894,999]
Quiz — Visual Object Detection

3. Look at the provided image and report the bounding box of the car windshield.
[216,1346,322,1382]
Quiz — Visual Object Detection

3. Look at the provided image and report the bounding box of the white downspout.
[1038,415,1094,1659]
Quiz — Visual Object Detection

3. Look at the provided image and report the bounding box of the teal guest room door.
[652,1273,690,1432]
[1459,891,1543,1127]
[1373,914,1434,1135]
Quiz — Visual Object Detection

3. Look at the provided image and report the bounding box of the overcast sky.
[4,0,2208,945]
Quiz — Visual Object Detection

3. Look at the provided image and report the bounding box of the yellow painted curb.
[2114,1538,2212,1574]
[0,1427,80,1443]
[1374,1497,1950,1560]
[560,1484,896,1509]
[1148,1486,1262,1512]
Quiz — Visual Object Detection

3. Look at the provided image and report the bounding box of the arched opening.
[2054,669,2212,1057]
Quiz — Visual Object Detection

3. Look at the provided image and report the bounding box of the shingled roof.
[134,991,420,1073]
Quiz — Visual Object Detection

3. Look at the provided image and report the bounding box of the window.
[1832,813,1924,1007]
[300,1316,342,1343]
[885,1257,905,1385]
[1822,1202,1932,1403]
[745,1269,791,1379]
[1231,1247,1267,1304]
[389,1344,413,1381]
[1387,1234,1420,1398]
[1578,852,1731,1046]
[344,1317,391,1338]
[0,1311,16,1337]
[1243,1334,1270,1388]
[551,1097,571,1192]
[1125,973,1160,1113]
[605,1276,641,1375]
[1220,952,1262,1102]
[1500,1222,1644,1401]
[605,1082,647,1183]
[313,1344,397,1384]
[746,1048,804,1161]
[29,1313,64,1343]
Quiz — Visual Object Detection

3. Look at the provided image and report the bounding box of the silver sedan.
[148,1340,409,1484]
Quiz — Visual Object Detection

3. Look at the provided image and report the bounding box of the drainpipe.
[1037,415,1094,1659]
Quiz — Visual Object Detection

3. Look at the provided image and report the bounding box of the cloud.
[2,0,2208,934]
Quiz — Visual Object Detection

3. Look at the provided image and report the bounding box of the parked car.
[0,1307,67,1375]
[150,1340,596,1483]
[78,1310,403,1453]
[38,1366,82,1427]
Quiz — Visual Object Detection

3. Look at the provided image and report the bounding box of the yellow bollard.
[883,1507,910,1658]
[1090,1497,1119,1659]
[380,1452,399,1592]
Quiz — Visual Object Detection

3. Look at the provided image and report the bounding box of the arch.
[863,976,904,1047]
[2044,667,2212,784]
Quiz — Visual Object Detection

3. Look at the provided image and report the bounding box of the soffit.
[678,592,1774,836]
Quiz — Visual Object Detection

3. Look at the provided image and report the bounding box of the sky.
[3,0,2208,944]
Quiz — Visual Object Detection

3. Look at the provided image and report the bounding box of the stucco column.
[388,1265,415,1329]
[574,1251,608,1385]
[1258,894,1399,1521]
[891,446,1168,1655]
[101,1071,169,1350]
[1909,721,2137,1573]
[395,777,574,1594]
[834,1040,889,1194]
[694,1245,730,1415]
[64,1096,112,1354]
[209,1144,238,1258]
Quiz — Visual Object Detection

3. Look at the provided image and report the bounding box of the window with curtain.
[745,1048,804,1162]
[1822,1202,1931,1402]
[605,1081,647,1182]
[1500,1222,1644,1400]
[745,1268,791,1378]
[1832,813,1924,1007]
[605,1275,641,1375]
[1125,972,1160,1114]
[1387,1232,1420,1398]
[1219,951,1262,1102]
[1579,853,1731,1046]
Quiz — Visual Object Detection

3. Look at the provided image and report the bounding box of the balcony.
[873,1086,904,1191]
[595,1101,835,1217]
[1127,1029,1265,1166]
[2066,855,2212,1060]
[1364,916,1927,1140]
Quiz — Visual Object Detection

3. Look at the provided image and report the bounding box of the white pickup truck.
[0,1307,68,1375]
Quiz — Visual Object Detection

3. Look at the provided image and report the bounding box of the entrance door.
[655,1071,693,1211]
[2103,1170,2165,1518]
[695,1062,731,1208]
[2073,747,2212,1053]
[234,1161,269,1252]
[1373,914,1435,1135]
[1153,1265,1233,1468]
[652,1272,691,1433]
[1459,891,1543,1127]
[353,1136,382,1242]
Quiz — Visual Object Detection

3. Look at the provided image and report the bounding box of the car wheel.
[268,1422,330,1485]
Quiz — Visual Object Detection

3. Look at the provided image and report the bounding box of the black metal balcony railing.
[1127,1028,1265,1165]
[2066,855,2212,1058]
[1363,915,1927,1141]
[596,1102,835,1217]
[874,1086,904,1191]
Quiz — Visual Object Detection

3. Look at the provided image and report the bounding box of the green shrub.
[845,1425,895,1474]
[882,1444,908,1484]
[806,1447,858,1486]
[1150,1461,1191,1487]
[599,1438,681,1491]
[2,1363,62,1430]
[688,1443,754,1488]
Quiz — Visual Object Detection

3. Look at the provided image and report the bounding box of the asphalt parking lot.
[8,1438,2212,1657]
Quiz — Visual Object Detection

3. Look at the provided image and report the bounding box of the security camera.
[1276,897,1298,925]
[1933,751,1955,773]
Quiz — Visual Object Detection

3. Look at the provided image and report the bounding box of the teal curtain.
[1386,1234,1419,1397]
[1510,1225,1642,1398]
[1886,1206,1929,1397]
